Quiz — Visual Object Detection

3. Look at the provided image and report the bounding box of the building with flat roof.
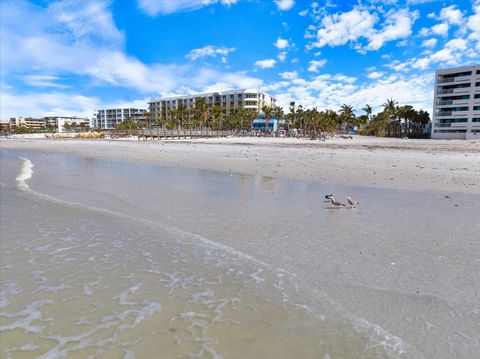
[93,108,147,130]
[431,64,480,140]
[44,116,90,133]
[10,117,46,131]
[148,89,276,123]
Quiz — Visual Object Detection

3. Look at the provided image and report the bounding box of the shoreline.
[1,136,480,194]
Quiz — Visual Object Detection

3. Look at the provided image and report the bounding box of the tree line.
[118,97,429,138]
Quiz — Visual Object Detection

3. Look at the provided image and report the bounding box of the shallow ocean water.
[1,149,479,358]
[0,157,412,358]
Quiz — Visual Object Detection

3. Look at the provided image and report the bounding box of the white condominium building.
[44,116,90,133]
[93,108,147,129]
[148,89,276,122]
[431,64,480,139]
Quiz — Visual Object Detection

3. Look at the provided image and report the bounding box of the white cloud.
[278,51,287,61]
[310,7,418,52]
[366,71,384,79]
[313,8,377,48]
[270,72,433,115]
[0,90,101,119]
[138,0,238,16]
[307,59,327,72]
[279,71,298,80]
[431,23,449,36]
[439,5,464,25]
[186,45,235,60]
[365,9,418,51]
[298,9,308,16]
[254,59,276,69]
[421,38,438,47]
[274,0,295,11]
[22,75,69,88]
[274,38,289,49]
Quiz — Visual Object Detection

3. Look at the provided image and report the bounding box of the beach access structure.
[431,64,480,140]
[112,128,238,140]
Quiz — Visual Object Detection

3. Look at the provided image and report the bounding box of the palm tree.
[262,105,273,133]
[339,104,356,133]
[382,98,398,137]
[362,104,372,121]
[212,104,223,130]
[397,105,414,138]
[194,98,209,129]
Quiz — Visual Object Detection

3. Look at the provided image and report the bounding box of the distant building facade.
[431,64,480,140]
[252,113,282,132]
[10,117,46,131]
[148,89,276,123]
[44,116,90,133]
[93,108,147,129]
[0,119,10,133]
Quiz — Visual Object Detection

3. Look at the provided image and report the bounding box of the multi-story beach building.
[44,116,90,133]
[148,89,276,122]
[93,108,147,129]
[431,64,480,139]
[10,117,46,131]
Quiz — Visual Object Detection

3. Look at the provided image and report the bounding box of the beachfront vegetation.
[136,98,430,138]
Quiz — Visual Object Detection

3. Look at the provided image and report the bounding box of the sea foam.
[16,157,33,190]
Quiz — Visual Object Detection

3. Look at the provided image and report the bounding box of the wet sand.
[2,136,479,194]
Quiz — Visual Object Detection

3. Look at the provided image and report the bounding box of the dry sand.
[2,136,479,194]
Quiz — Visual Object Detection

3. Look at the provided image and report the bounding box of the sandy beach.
[1,136,480,358]
[2,136,480,194]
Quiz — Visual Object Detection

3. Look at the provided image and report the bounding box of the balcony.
[437,89,454,95]
[436,111,469,117]
[436,99,469,106]
[438,78,454,84]
[454,87,470,94]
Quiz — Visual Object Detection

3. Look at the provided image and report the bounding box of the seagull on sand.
[347,196,359,208]
[329,196,346,207]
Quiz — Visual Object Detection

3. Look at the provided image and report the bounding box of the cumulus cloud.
[307,59,327,72]
[186,45,235,60]
[270,72,433,115]
[421,38,438,47]
[254,59,276,69]
[278,51,287,61]
[431,23,449,36]
[274,38,289,49]
[274,0,295,11]
[309,7,418,52]
[138,0,238,16]
[439,5,464,25]
[279,71,298,80]
[313,8,377,48]
[364,9,418,51]
[366,71,384,79]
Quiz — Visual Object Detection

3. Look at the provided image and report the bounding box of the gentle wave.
[13,156,415,358]
[15,157,34,190]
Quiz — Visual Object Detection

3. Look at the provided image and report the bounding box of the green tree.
[262,105,273,132]
[339,104,356,133]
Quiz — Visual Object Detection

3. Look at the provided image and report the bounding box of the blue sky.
[1,0,479,119]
